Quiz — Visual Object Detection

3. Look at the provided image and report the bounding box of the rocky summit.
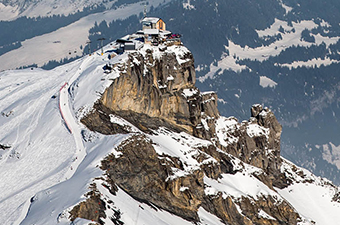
[73,43,339,224]
[82,44,219,138]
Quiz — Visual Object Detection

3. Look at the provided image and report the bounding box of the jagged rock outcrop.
[237,195,299,225]
[208,104,288,189]
[78,44,300,224]
[69,183,106,224]
[82,45,219,138]
[100,134,205,222]
[95,132,301,225]
[96,133,299,225]
[82,45,283,180]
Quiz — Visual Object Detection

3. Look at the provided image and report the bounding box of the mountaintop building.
[142,17,166,31]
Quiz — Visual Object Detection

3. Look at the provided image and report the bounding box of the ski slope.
[0,47,113,224]
[1,44,226,224]
[0,65,77,224]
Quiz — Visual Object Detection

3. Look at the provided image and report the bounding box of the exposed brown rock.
[202,194,252,225]
[212,105,287,188]
[100,49,199,134]
[100,134,205,222]
[69,183,106,224]
[196,144,236,179]
[238,195,299,225]
[95,133,301,225]
[83,46,219,140]
[81,102,186,135]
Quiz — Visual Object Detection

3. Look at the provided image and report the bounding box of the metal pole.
[98,38,106,55]
[86,41,92,56]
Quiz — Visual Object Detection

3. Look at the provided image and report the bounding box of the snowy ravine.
[0,41,339,225]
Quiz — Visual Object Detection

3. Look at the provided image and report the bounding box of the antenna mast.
[143,3,147,18]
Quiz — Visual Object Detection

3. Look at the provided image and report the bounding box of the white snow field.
[0,41,340,224]
[0,47,115,224]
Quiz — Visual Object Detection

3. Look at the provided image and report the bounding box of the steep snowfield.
[1,43,340,224]
[0,65,77,224]
[0,49,114,224]
[277,160,340,225]
[0,0,170,71]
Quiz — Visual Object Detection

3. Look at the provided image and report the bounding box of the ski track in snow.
[0,57,90,224]
[58,57,89,181]
[0,70,76,224]
[2,45,123,224]
[12,55,97,224]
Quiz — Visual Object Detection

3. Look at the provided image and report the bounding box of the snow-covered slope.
[0,54,102,224]
[1,39,340,224]
[0,0,113,21]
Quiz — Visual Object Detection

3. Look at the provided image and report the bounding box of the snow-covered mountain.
[1,28,340,224]
[1,0,340,186]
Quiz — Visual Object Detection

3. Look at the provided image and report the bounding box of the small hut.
[142,17,166,31]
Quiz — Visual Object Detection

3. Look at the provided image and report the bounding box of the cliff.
[73,43,339,225]
[82,45,219,137]
[82,44,285,186]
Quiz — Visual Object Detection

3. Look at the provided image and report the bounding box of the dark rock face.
[83,45,219,138]
[101,134,205,222]
[97,134,299,225]
[202,195,252,225]
[69,183,106,224]
[238,195,299,225]
[210,104,287,188]
[81,102,186,135]
[0,143,11,150]
[196,144,236,179]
